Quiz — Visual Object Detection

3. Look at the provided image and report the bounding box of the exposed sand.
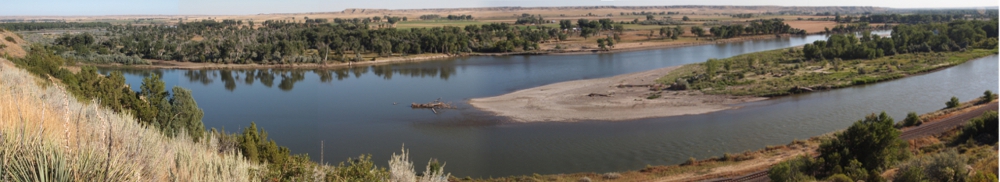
[469,66,766,122]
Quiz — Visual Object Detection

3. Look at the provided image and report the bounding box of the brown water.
[102,32,1000,177]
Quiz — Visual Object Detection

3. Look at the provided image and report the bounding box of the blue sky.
[2,0,997,16]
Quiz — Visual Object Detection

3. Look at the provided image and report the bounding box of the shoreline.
[468,65,766,122]
[467,50,995,123]
[84,34,810,70]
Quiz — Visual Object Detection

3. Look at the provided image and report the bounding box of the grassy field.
[657,48,999,97]
[393,20,488,29]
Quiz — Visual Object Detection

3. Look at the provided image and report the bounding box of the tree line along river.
[101,31,999,177]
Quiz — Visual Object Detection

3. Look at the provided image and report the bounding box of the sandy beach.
[469,66,766,122]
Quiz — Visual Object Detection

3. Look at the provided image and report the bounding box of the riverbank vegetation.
[658,20,998,97]
[769,94,998,182]
[459,92,997,182]
[2,46,453,181]
[11,13,811,66]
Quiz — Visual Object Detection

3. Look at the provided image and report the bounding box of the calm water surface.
[102,32,1000,177]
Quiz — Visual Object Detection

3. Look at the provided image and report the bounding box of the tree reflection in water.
[170,64,457,91]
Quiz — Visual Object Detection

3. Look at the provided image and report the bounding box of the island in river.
[469,65,766,122]
[471,46,998,122]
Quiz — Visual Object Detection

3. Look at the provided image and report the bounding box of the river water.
[101,32,999,177]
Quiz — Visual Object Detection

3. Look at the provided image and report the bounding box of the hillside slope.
[0,30,26,58]
[0,59,263,181]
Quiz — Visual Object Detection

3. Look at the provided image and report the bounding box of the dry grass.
[785,21,838,33]
[0,64,264,181]
[0,31,26,58]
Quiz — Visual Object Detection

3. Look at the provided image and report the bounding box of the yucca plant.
[1,131,70,181]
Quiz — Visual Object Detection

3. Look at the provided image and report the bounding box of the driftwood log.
[616,84,655,88]
[411,99,455,109]
[587,93,611,97]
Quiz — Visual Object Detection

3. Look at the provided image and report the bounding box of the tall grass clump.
[0,64,264,181]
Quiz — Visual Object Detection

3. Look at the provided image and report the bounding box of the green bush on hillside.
[11,45,206,141]
[956,111,998,144]
[768,155,817,182]
[817,112,908,179]
[895,149,969,182]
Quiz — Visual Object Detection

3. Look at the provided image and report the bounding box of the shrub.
[388,147,450,182]
[682,157,697,166]
[970,172,998,182]
[956,110,998,144]
[981,90,995,104]
[331,154,388,181]
[895,149,969,182]
[825,174,853,182]
[4,36,14,43]
[818,112,908,173]
[946,96,960,108]
[768,155,816,182]
[902,112,922,127]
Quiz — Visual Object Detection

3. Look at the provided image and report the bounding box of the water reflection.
[102,64,457,92]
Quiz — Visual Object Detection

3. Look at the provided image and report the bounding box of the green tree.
[682,16,690,21]
[946,96,960,108]
[690,26,705,37]
[162,87,205,141]
[580,28,595,39]
[659,27,669,38]
[597,38,606,50]
[240,122,261,161]
[138,74,167,124]
[819,112,908,173]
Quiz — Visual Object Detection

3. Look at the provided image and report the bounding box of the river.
[100,32,999,177]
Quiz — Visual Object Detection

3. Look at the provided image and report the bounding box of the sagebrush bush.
[388,147,450,182]
[895,149,969,182]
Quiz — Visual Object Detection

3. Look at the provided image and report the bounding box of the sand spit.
[469,66,766,122]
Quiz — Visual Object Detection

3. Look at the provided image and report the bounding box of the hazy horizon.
[1,0,997,16]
